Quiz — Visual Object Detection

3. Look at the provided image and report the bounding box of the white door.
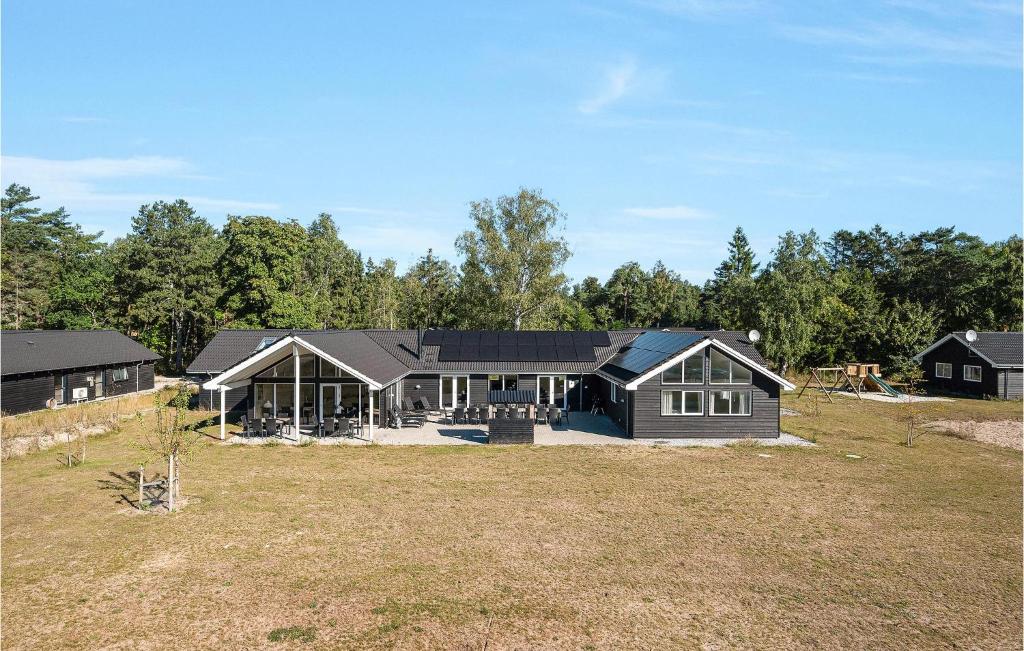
[440,375,469,408]
[537,376,566,409]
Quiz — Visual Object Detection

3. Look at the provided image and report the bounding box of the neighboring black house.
[914,331,1024,399]
[1,330,161,415]
[190,328,794,440]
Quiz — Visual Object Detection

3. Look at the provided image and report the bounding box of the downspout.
[136,362,141,394]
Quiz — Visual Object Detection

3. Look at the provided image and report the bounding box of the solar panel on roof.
[498,332,516,345]
[438,343,460,361]
[480,332,499,346]
[535,332,555,345]
[518,346,538,361]
[555,332,573,346]
[459,345,480,361]
[555,345,576,361]
[498,344,516,360]
[589,331,612,347]
[574,343,596,361]
[517,332,536,346]
[461,332,481,346]
[442,331,462,345]
[536,345,557,361]
[421,330,444,346]
[480,345,499,361]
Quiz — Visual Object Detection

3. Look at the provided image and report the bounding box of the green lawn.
[2,393,1020,649]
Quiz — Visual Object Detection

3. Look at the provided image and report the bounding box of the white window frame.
[439,374,470,408]
[709,349,753,385]
[611,382,623,403]
[963,365,982,382]
[709,389,753,416]
[934,362,952,379]
[660,390,703,416]
[661,354,704,385]
[111,367,129,382]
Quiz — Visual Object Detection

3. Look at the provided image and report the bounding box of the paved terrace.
[223,412,812,448]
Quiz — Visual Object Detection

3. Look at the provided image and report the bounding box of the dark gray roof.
[299,331,409,386]
[363,329,640,373]
[950,331,1023,367]
[599,330,768,383]
[186,329,409,387]
[1,330,161,377]
[186,329,291,374]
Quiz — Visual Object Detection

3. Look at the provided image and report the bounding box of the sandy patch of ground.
[923,420,1023,450]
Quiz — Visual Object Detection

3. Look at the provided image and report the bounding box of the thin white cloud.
[634,0,760,18]
[780,21,1020,68]
[0,155,278,214]
[578,59,640,114]
[623,205,715,220]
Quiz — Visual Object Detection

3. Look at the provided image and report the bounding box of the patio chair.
[547,404,562,425]
[466,406,479,424]
[417,396,434,413]
[240,414,252,437]
[265,418,278,438]
[322,417,336,437]
[453,406,466,424]
[495,406,507,419]
[536,406,548,424]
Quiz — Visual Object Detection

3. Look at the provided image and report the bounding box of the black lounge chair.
[547,404,562,425]
[453,406,467,424]
[466,406,479,424]
[265,418,278,438]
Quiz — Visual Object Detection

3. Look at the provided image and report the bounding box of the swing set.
[797,363,883,403]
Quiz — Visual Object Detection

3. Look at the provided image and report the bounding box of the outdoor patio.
[222,411,812,448]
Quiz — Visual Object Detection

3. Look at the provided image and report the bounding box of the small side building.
[1,330,161,415]
[914,331,1023,399]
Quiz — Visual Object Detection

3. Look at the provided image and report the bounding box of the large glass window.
[258,354,315,378]
[710,349,752,384]
[935,362,952,379]
[440,375,469,408]
[710,390,752,415]
[661,390,703,415]
[320,360,354,379]
[964,365,982,382]
[488,374,518,392]
[665,354,705,384]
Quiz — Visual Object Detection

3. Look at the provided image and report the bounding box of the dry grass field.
[2,392,1021,649]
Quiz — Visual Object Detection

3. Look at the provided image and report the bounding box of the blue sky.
[2,0,1020,283]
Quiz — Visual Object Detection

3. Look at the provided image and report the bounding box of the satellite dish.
[748,329,761,343]
[965,329,978,343]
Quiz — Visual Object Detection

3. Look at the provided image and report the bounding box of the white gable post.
[293,343,300,440]
[219,386,226,440]
[368,389,375,441]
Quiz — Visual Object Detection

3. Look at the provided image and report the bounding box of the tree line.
[2,184,1020,377]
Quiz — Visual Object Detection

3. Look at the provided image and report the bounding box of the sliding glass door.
[440,375,469,408]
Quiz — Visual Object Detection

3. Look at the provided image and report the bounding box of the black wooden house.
[914,331,1023,399]
[1,330,161,415]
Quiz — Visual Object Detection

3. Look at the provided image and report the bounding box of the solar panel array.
[422,330,612,362]
[605,331,704,376]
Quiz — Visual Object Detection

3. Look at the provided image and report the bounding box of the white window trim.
[660,389,703,416]
[661,355,705,385]
[709,349,753,385]
[934,362,952,379]
[439,374,470,408]
[709,389,753,416]
[111,367,129,382]
[963,365,982,382]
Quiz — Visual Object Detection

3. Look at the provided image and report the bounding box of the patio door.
[537,375,566,409]
[440,375,469,408]
[321,384,340,419]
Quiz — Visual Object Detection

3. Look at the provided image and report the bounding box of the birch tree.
[456,188,570,330]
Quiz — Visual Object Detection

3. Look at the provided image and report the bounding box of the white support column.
[219,386,226,440]
[368,388,375,441]
[293,344,300,440]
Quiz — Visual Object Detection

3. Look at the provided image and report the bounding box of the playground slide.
[867,373,901,397]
